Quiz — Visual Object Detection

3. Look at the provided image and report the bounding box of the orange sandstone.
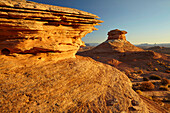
[107,29,127,40]
[0,0,103,61]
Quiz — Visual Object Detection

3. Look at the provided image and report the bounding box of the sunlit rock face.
[107,29,127,41]
[78,29,162,67]
[94,29,144,53]
[0,0,103,59]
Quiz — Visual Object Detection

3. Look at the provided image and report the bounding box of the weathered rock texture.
[0,0,103,60]
[107,29,127,40]
[0,54,156,113]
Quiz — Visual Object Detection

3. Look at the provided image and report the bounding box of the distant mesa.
[0,0,103,60]
[147,46,164,50]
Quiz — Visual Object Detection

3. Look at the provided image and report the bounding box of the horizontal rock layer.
[107,29,127,41]
[0,0,103,60]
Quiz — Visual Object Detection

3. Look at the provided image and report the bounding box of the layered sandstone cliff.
[0,0,103,60]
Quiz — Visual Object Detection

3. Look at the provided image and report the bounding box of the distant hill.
[145,46,170,55]
[86,43,170,48]
[135,43,170,48]
[85,43,99,46]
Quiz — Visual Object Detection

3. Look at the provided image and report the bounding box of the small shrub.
[143,77,149,81]
[149,74,161,80]
[141,82,155,91]
[161,78,170,85]
[133,71,137,74]
[159,61,165,66]
[135,90,142,95]
[148,96,153,100]
[156,60,160,64]
[145,96,152,100]
[96,56,100,59]
[153,68,158,71]
[129,78,133,81]
[131,100,139,106]
[137,70,143,74]
[147,62,152,66]
[159,85,169,91]
[162,98,170,102]
[167,66,170,69]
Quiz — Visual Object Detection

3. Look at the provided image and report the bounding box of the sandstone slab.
[0,54,151,113]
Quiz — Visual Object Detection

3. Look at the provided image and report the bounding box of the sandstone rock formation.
[78,29,144,56]
[107,29,127,40]
[0,54,156,113]
[0,0,103,60]
[78,29,164,68]
[0,1,169,112]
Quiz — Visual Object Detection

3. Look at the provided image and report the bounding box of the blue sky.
[30,0,170,44]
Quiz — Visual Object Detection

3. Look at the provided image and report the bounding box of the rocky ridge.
[0,0,102,60]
